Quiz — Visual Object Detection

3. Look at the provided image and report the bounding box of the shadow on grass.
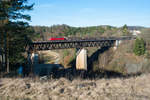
[50,67,142,81]
[1,63,142,80]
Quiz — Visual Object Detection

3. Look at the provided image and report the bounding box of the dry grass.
[0,74,150,100]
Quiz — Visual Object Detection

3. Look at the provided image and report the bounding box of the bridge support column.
[76,48,87,70]
[31,53,39,64]
[27,51,39,74]
[114,40,122,50]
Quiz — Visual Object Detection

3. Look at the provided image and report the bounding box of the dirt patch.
[38,50,60,64]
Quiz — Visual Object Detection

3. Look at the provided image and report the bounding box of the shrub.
[133,38,146,56]
[144,51,150,59]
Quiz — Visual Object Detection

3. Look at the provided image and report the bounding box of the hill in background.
[31,24,147,41]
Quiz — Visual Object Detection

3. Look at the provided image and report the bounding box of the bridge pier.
[27,51,39,75]
[114,40,122,50]
[27,52,39,65]
[31,53,39,64]
[76,48,87,70]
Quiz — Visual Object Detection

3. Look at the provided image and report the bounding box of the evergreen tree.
[0,0,34,73]
[122,24,130,36]
[133,38,146,56]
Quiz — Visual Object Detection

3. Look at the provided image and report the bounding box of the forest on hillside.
[30,24,134,41]
[30,24,150,41]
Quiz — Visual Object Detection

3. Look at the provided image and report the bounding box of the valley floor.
[0,74,150,100]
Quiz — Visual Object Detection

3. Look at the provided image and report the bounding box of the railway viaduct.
[26,36,135,71]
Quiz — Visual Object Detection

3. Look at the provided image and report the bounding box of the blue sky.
[28,0,150,27]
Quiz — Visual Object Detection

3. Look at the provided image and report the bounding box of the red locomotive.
[48,37,66,41]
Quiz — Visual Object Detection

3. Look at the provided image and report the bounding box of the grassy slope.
[0,73,150,100]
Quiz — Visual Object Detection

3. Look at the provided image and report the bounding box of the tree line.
[31,24,133,41]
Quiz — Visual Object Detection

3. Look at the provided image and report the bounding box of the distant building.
[130,30,141,36]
